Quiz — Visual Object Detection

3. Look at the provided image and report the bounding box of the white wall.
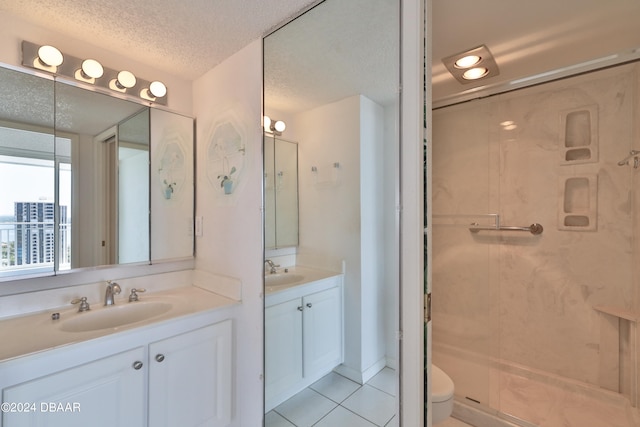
[192,39,264,427]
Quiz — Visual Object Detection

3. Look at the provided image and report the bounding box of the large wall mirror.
[0,65,194,281]
[263,0,400,424]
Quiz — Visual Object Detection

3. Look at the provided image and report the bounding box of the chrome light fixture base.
[21,40,168,106]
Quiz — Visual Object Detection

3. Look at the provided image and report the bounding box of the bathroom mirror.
[264,134,299,249]
[0,64,194,280]
[263,0,400,424]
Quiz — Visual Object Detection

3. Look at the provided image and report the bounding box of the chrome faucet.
[264,259,279,274]
[104,280,121,306]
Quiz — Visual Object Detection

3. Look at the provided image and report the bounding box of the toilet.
[432,364,455,424]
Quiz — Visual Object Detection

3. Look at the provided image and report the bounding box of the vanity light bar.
[21,40,168,106]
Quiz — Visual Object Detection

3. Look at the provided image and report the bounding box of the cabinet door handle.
[297,306,303,311]
[155,354,165,363]
[132,361,143,370]
[306,303,312,308]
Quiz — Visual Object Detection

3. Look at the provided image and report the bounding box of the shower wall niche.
[560,105,598,164]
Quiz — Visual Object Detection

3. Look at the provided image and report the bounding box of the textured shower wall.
[433,62,638,391]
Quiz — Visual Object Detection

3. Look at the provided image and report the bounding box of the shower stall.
[431,61,640,427]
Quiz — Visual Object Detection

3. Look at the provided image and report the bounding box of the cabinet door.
[2,347,146,427]
[265,298,303,405]
[303,286,342,376]
[148,320,232,427]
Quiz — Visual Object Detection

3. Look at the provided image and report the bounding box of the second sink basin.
[265,273,304,287]
[59,301,173,333]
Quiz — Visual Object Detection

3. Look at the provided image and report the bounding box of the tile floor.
[266,367,397,427]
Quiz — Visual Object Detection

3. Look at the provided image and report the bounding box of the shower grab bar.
[432,214,543,235]
[469,222,543,235]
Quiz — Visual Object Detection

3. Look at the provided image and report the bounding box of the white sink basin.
[59,301,173,333]
[265,273,304,287]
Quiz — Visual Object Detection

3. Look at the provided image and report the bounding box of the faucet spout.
[104,280,121,306]
[264,259,280,274]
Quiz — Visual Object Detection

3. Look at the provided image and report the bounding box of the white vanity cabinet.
[1,318,232,427]
[2,347,147,427]
[148,321,232,426]
[265,275,342,411]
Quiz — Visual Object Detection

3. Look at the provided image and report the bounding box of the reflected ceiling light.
[442,44,499,84]
[35,45,63,71]
[462,67,489,80]
[265,118,286,135]
[271,120,286,133]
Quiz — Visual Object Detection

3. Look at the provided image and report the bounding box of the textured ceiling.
[264,0,398,114]
[2,0,639,111]
[0,0,318,80]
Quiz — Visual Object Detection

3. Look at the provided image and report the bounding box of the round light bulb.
[454,55,481,69]
[38,45,63,67]
[462,67,489,80]
[116,70,136,89]
[149,81,167,98]
[82,59,104,79]
[274,120,286,133]
[263,116,272,131]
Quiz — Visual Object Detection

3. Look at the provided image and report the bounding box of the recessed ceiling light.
[442,45,499,84]
[462,67,489,80]
[454,55,481,69]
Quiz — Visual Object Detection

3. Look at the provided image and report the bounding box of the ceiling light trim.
[442,44,500,85]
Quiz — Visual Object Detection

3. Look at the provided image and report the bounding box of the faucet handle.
[128,288,146,302]
[71,297,91,312]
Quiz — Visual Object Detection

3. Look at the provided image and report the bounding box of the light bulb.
[149,81,167,98]
[462,67,489,80]
[273,120,286,133]
[37,45,63,67]
[454,55,481,69]
[264,116,271,131]
[116,70,136,89]
[81,59,104,79]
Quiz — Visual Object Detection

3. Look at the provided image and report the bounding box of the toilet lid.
[431,365,454,403]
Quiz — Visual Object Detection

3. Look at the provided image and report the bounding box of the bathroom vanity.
[264,266,343,411]
[0,286,237,427]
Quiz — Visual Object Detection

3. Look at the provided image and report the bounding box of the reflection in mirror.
[0,70,55,277]
[150,108,194,262]
[118,108,150,264]
[55,81,149,269]
[264,134,298,249]
[263,0,400,424]
[0,64,195,283]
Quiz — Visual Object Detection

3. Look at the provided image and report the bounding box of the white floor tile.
[367,367,397,396]
[342,384,396,426]
[310,372,361,403]
[265,410,296,427]
[274,388,337,427]
[314,406,378,427]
